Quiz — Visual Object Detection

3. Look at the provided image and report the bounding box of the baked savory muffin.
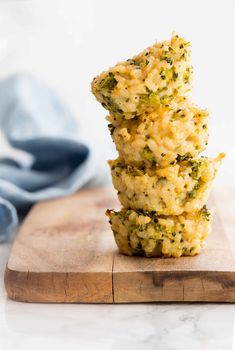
[92,34,192,120]
[110,154,224,215]
[92,33,224,258]
[106,206,211,257]
[107,100,209,167]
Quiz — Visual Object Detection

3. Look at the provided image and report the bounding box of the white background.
[0,0,234,184]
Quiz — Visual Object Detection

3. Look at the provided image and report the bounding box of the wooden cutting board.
[4,187,235,303]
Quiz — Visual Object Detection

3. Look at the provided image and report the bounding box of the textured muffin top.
[108,100,209,167]
[92,34,193,120]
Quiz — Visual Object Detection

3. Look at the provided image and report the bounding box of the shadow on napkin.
[0,73,96,242]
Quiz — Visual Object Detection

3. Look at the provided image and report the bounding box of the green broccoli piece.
[100,72,118,90]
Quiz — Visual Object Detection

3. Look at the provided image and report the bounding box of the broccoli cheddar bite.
[110,154,224,216]
[92,34,192,120]
[106,207,211,258]
[91,33,224,258]
[108,100,209,167]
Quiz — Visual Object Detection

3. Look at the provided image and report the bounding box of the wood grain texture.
[5,188,119,303]
[4,187,235,303]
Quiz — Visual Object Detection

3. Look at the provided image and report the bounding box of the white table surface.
[0,188,235,350]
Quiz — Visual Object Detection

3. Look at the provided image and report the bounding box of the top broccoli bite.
[91,34,193,120]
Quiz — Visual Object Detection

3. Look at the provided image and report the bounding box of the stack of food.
[91,34,224,258]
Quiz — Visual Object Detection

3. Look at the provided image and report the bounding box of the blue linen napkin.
[0,74,96,242]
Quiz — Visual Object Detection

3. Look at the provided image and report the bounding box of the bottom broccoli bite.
[106,207,211,257]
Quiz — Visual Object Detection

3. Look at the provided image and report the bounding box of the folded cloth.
[0,73,96,242]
